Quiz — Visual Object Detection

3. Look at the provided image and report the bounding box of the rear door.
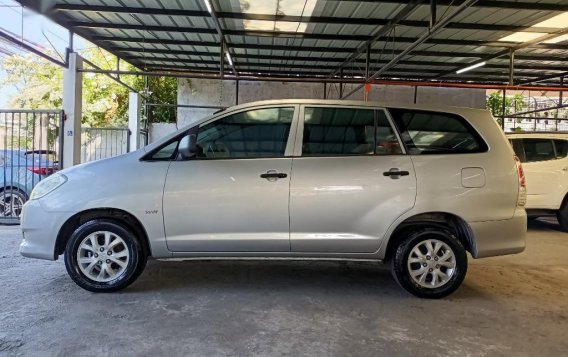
[289,105,416,253]
[518,138,568,209]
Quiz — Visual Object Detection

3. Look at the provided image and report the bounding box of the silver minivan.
[20,100,527,298]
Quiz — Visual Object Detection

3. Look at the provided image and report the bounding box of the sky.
[0,0,87,106]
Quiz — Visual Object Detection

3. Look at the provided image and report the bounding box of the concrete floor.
[1,220,567,357]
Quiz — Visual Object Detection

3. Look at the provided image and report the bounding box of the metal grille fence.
[0,109,63,223]
[503,117,568,132]
[81,127,130,163]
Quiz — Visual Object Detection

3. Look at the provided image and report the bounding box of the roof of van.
[507,132,568,139]
[220,99,489,116]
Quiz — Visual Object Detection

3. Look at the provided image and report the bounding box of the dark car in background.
[0,150,57,217]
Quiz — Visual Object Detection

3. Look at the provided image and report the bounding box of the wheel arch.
[0,185,29,198]
[383,211,476,261]
[54,208,151,259]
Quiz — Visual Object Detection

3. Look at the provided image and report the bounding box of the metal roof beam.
[112,46,568,63]
[96,35,568,51]
[521,71,568,85]
[328,1,568,11]
[329,0,421,77]
[125,54,568,72]
[436,27,568,79]
[342,0,479,98]
[67,20,560,35]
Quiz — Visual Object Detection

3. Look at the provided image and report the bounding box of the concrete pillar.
[128,92,141,152]
[62,53,82,169]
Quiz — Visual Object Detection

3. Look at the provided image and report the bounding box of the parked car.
[20,100,527,298]
[0,149,57,217]
[507,133,568,230]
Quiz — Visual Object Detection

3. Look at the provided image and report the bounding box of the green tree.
[0,48,177,127]
[486,92,525,127]
[486,92,525,117]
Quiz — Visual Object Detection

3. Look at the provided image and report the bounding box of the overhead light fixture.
[203,0,213,13]
[456,62,486,74]
[225,52,233,66]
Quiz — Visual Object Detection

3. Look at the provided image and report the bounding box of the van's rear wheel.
[64,219,147,292]
[391,228,467,299]
[556,204,568,232]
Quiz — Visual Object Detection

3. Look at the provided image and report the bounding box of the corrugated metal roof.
[13,0,568,85]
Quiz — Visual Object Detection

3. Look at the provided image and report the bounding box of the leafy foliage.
[486,92,525,117]
[0,48,177,127]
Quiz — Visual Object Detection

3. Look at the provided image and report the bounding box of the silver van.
[20,100,527,298]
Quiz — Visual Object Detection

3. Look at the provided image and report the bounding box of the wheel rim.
[77,231,130,283]
[0,192,25,217]
[407,238,457,289]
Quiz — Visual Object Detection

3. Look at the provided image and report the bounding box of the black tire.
[556,205,568,232]
[64,219,147,292]
[0,188,28,217]
[390,227,467,299]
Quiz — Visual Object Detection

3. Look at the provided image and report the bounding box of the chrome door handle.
[383,168,410,179]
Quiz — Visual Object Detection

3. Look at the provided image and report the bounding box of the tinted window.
[303,107,400,156]
[151,141,179,160]
[376,110,402,155]
[554,140,568,159]
[524,139,555,162]
[303,107,374,156]
[388,109,487,155]
[195,107,294,159]
[510,139,526,162]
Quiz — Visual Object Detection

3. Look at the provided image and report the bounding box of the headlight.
[30,173,67,200]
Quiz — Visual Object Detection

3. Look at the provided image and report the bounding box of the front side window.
[524,139,555,162]
[389,109,487,155]
[195,107,294,159]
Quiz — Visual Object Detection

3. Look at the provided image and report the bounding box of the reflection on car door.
[289,106,417,253]
[163,106,298,252]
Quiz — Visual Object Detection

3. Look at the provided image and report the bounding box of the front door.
[289,106,416,253]
[163,105,298,252]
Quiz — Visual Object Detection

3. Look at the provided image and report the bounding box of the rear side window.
[524,139,556,162]
[388,109,487,155]
[554,140,568,159]
[510,139,526,162]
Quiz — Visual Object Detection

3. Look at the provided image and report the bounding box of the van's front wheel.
[391,228,467,299]
[64,219,147,292]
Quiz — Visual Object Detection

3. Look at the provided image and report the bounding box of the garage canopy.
[13,0,568,87]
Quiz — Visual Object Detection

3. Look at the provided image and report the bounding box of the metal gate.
[0,109,63,223]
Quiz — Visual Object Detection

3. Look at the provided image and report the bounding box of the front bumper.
[20,199,70,260]
[470,207,527,258]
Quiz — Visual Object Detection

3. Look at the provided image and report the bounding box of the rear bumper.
[470,207,527,258]
[19,199,69,261]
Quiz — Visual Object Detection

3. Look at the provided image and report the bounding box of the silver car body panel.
[20,99,526,261]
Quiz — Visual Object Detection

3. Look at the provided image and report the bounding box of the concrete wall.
[176,78,487,128]
[149,123,177,143]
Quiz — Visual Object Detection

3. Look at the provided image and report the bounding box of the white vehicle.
[20,100,526,299]
[508,133,568,230]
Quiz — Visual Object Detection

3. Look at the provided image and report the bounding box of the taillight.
[514,156,526,206]
[27,167,56,176]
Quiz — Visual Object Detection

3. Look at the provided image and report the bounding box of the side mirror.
[178,133,197,159]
